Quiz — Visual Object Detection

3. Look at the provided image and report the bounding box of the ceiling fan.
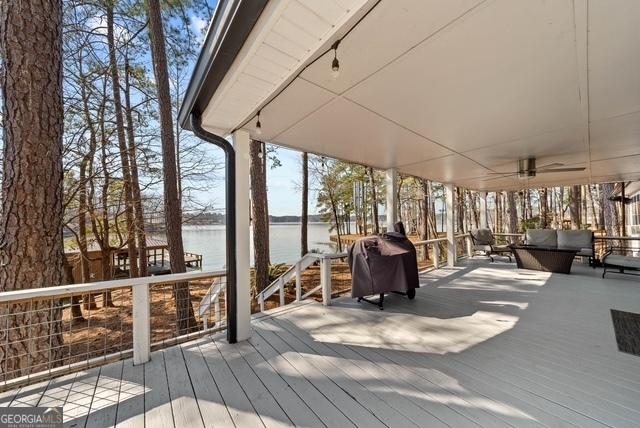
[485,157,586,180]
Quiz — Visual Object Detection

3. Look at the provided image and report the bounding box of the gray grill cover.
[348,232,420,298]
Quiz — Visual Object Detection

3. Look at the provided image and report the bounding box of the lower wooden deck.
[2,261,640,427]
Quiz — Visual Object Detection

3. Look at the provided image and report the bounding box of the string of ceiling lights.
[255,38,340,136]
[240,0,383,136]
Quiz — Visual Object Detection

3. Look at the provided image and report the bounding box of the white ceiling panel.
[588,0,640,122]
[589,112,640,162]
[462,126,587,170]
[399,154,490,183]
[274,97,453,169]
[300,0,484,94]
[197,0,640,190]
[590,155,640,179]
[245,79,336,139]
[344,0,582,153]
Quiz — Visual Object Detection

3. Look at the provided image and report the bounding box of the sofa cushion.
[557,230,593,250]
[526,229,557,247]
[604,254,640,269]
[575,248,594,257]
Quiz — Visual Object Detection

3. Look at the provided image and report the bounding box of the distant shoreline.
[182,222,331,226]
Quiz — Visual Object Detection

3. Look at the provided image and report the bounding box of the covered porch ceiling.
[182,0,640,191]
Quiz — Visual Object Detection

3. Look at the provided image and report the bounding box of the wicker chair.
[469,228,512,262]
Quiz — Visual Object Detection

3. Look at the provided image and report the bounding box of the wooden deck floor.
[2,261,640,427]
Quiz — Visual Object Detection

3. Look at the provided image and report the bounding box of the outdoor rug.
[611,309,640,356]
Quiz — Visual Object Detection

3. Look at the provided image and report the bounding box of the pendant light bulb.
[331,57,340,79]
[255,110,262,135]
[330,39,341,79]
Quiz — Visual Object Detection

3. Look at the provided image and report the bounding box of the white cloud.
[191,16,209,45]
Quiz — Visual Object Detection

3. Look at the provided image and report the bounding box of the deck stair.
[256,252,347,311]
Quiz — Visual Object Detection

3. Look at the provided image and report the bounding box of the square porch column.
[232,129,252,341]
[385,168,398,232]
[445,183,457,266]
[479,191,488,229]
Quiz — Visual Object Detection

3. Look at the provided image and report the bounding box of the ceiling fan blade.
[535,162,564,170]
[482,173,518,181]
[537,167,586,173]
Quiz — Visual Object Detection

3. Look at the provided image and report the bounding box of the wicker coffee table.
[509,245,578,274]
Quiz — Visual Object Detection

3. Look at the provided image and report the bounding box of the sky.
[187,3,319,217]
[196,144,320,217]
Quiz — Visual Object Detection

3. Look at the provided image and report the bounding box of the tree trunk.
[495,192,502,233]
[77,52,99,313]
[525,190,533,221]
[539,188,549,228]
[456,187,465,233]
[63,256,84,321]
[602,183,620,236]
[147,0,196,334]
[569,185,582,229]
[420,180,430,240]
[106,3,138,278]
[506,191,518,235]
[362,181,368,235]
[0,0,65,378]
[369,168,380,234]
[586,185,598,229]
[124,55,148,277]
[301,153,309,256]
[250,141,270,292]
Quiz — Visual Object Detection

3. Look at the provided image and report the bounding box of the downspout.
[190,113,237,344]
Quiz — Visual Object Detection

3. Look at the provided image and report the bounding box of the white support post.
[233,129,252,342]
[445,183,457,267]
[434,244,440,269]
[278,277,285,307]
[132,283,150,365]
[466,236,473,258]
[320,256,332,306]
[295,262,302,302]
[385,168,398,232]
[479,191,488,229]
[214,298,221,328]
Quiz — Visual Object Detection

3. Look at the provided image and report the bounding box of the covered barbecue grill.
[348,224,419,309]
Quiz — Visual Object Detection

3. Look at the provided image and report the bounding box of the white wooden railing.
[0,269,226,390]
[413,237,448,268]
[256,252,347,311]
[198,276,225,330]
[257,236,477,312]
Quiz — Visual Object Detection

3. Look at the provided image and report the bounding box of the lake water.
[180,223,337,270]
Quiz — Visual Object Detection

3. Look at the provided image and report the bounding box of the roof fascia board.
[178,0,268,130]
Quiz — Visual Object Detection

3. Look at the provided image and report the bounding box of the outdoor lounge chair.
[602,247,640,278]
[469,228,512,262]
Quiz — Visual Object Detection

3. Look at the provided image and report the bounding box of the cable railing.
[0,270,226,392]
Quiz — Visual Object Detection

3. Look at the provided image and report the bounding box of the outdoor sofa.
[508,229,594,274]
[525,229,595,266]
